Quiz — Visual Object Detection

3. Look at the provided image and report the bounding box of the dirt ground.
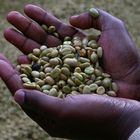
[0,0,140,139]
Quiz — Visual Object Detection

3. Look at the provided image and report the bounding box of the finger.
[7,11,46,44]
[0,54,13,66]
[24,4,82,38]
[14,89,63,117]
[69,8,124,31]
[4,28,40,54]
[14,89,125,120]
[4,28,62,53]
[0,60,23,95]
[17,55,30,64]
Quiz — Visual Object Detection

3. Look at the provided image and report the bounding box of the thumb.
[69,8,124,31]
[14,89,63,116]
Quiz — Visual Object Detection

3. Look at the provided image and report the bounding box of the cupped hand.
[4,4,140,99]
[14,89,140,140]
[69,10,140,100]
[2,4,140,140]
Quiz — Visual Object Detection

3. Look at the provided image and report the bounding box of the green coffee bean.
[49,88,58,96]
[64,58,78,67]
[102,78,111,88]
[71,91,79,95]
[63,41,72,45]
[61,67,71,76]
[74,78,82,86]
[48,26,56,33]
[57,80,66,88]
[89,83,98,92]
[111,82,118,92]
[64,36,72,41]
[62,86,71,94]
[97,47,103,58]
[50,68,61,79]
[36,80,45,87]
[88,40,98,49]
[60,73,68,81]
[23,83,36,89]
[51,49,58,57]
[42,24,48,31]
[52,85,58,90]
[107,91,117,97]
[89,8,99,18]
[78,57,90,63]
[41,85,52,90]
[86,80,94,85]
[43,90,49,94]
[102,73,111,78]
[82,38,88,46]
[90,52,98,63]
[62,53,75,60]
[83,85,91,94]
[31,71,40,78]
[77,49,86,57]
[73,72,83,81]
[40,72,46,79]
[94,80,102,85]
[58,91,64,98]
[53,32,59,38]
[33,48,41,56]
[20,74,27,78]
[44,67,53,73]
[67,78,76,86]
[45,76,55,85]
[28,54,39,61]
[96,86,105,95]
[22,77,31,83]
[84,66,94,75]
[40,45,47,51]
[79,62,90,69]
[49,58,60,66]
[74,67,82,73]
[79,84,85,92]
[94,69,102,76]
[71,87,78,91]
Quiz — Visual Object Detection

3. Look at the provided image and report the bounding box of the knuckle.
[113,17,126,29]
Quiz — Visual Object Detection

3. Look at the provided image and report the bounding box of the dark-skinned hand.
[1,4,140,140]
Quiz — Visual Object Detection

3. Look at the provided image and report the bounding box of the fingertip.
[69,15,79,20]
[24,4,41,14]
[69,12,93,29]
[17,55,30,64]
[3,27,12,37]
[14,89,25,106]
[3,28,16,43]
[7,11,20,21]
[24,4,36,10]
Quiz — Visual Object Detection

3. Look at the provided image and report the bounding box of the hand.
[2,4,140,140]
[14,89,140,140]
[0,54,23,94]
[69,10,140,100]
[4,4,140,99]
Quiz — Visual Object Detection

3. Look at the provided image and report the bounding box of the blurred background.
[0,0,140,139]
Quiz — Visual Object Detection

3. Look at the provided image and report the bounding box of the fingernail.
[14,90,25,106]
[70,15,79,19]
[89,8,99,18]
